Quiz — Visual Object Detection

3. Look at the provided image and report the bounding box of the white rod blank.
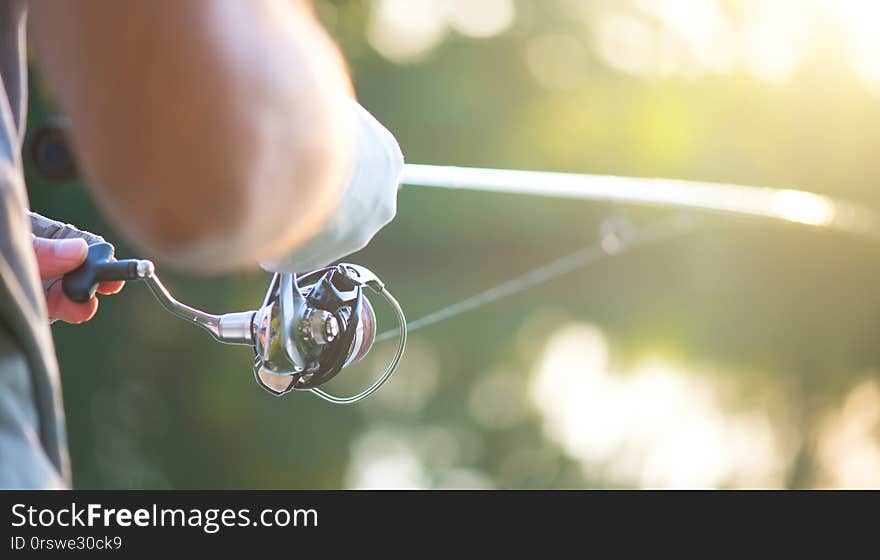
[400,164,879,237]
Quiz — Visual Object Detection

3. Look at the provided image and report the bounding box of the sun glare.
[771,190,836,227]
[529,324,784,488]
[366,0,880,91]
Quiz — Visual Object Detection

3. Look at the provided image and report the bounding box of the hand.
[260,99,402,273]
[32,236,124,324]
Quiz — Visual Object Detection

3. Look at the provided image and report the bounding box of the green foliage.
[24,1,880,488]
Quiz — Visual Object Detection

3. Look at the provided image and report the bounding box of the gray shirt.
[0,0,70,488]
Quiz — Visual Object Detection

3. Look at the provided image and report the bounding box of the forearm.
[27,0,354,272]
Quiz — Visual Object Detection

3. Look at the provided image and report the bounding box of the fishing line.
[374,164,880,344]
[374,214,698,343]
[45,158,880,403]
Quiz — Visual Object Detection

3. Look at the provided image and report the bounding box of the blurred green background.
[23,0,880,488]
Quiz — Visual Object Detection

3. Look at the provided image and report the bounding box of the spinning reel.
[62,243,407,404]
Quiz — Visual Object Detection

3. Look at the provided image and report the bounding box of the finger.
[97,280,125,295]
[46,280,99,324]
[32,237,88,279]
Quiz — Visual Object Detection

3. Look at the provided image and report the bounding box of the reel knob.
[62,242,153,302]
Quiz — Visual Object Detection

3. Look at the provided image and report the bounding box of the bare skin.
[32,237,123,323]
[27,0,355,273]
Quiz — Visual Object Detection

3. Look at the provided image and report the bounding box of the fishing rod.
[400,164,880,237]
[366,164,880,343]
[34,120,880,404]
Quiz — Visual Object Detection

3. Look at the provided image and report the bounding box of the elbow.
[115,198,253,274]
[85,165,255,273]
[80,98,353,274]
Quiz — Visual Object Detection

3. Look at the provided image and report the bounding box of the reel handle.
[62,242,147,302]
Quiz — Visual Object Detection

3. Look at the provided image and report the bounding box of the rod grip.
[62,242,141,303]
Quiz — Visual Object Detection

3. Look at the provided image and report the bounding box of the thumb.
[32,237,88,279]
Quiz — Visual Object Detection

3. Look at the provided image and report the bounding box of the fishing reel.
[62,243,407,404]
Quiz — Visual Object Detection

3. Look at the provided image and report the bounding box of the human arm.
[27,0,355,272]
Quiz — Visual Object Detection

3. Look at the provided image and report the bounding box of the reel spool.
[250,263,407,402]
[62,243,406,404]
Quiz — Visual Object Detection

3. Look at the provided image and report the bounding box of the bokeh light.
[25,0,880,490]
[530,324,784,488]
